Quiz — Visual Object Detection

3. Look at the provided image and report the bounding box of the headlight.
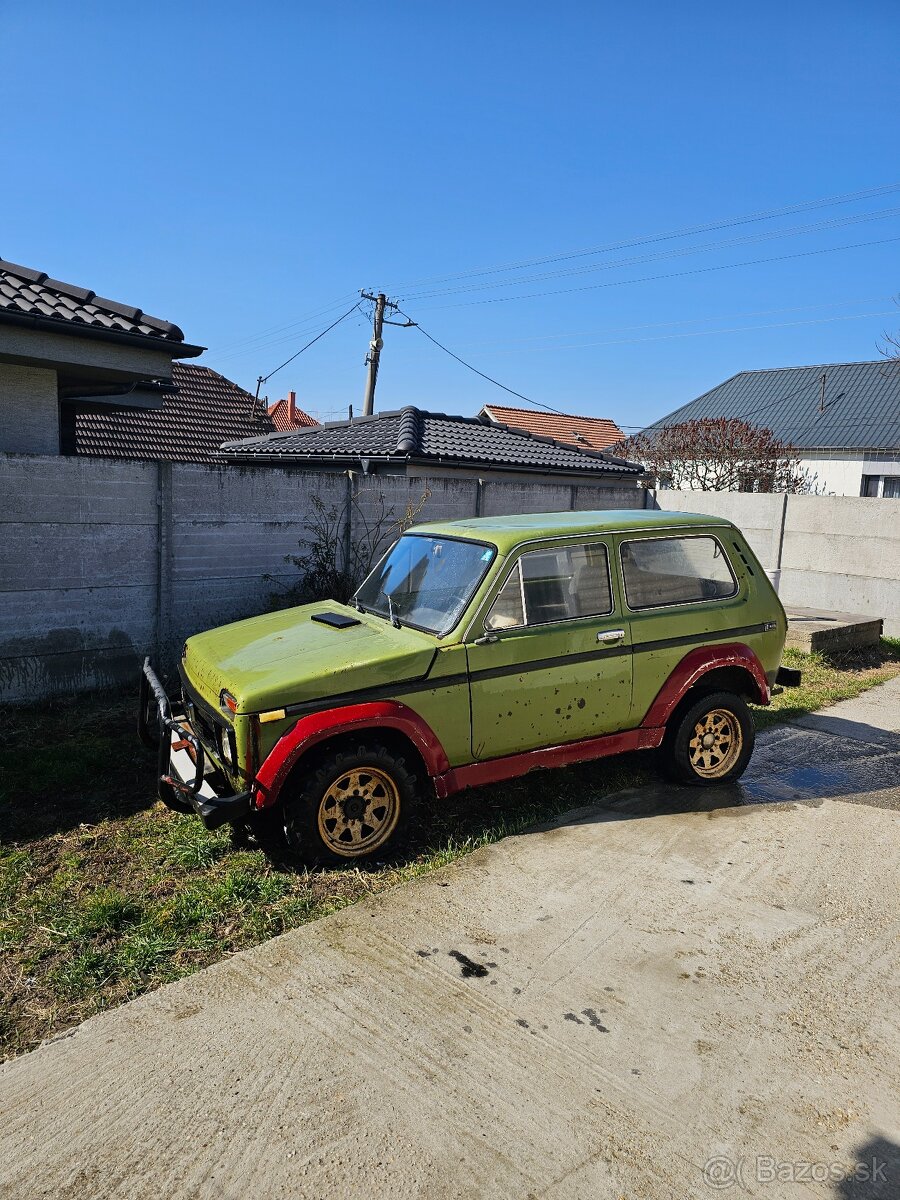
[217,727,235,769]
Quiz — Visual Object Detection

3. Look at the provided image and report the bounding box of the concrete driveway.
[2,680,899,1199]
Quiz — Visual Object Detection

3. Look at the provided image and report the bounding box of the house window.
[620,536,737,610]
[485,543,613,630]
[862,474,900,498]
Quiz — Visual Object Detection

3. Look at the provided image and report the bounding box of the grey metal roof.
[643,360,900,451]
[0,257,203,353]
[220,406,643,475]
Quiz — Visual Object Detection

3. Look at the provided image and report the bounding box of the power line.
[254,303,362,398]
[451,294,894,349]
[207,291,361,358]
[389,181,900,292]
[416,235,900,311]
[395,307,570,416]
[487,308,898,356]
[398,207,900,302]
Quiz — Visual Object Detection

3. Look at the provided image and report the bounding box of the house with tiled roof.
[0,256,203,455]
[642,360,900,497]
[480,403,624,452]
[267,390,318,432]
[221,406,642,486]
[72,362,274,462]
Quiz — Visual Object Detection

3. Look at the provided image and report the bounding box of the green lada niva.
[139,510,800,864]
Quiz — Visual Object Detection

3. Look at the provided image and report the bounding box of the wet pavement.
[1,678,899,1199]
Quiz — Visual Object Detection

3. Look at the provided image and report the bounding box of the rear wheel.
[662,690,754,786]
[283,740,419,866]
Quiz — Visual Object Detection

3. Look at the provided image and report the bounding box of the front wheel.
[283,740,419,866]
[662,690,755,786]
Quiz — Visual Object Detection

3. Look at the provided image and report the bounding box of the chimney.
[288,390,297,427]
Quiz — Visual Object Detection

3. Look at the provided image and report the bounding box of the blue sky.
[3,1,898,429]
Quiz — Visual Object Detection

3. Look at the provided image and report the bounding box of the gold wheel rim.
[317,765,401,857]
[688,708,743,779]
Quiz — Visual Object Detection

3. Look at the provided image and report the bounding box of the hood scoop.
[310,611,362,630]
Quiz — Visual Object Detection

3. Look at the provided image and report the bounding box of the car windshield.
[354,534,496,636]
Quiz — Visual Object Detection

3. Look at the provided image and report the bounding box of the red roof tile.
[267,392,318,431]
[481,404,623,450]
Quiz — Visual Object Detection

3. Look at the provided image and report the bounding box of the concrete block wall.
[0,455,646,703]
[167,465,347,652]
[0,455,158,699]
[655,489,900,636]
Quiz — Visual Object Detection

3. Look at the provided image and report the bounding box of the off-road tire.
[283,739,419,867]
[662,690,755,786]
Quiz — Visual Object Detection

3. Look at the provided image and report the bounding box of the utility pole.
[359,291,415,416]
[361,292,391,416]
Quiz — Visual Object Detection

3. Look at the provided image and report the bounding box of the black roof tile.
[0,256,200,350]
[221,406,643,476]
[73,362,274,463]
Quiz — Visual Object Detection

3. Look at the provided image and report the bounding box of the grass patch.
[755,636,900,729]
[2,640,898,1059]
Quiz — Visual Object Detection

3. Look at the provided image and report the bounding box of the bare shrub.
[267,485,431,608]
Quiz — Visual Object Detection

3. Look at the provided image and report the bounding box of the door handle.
[596,629,625,644]
[474,633,499,646]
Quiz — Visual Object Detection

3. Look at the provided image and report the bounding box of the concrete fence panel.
[0,455,159,700]
[654,490,900,636]
[655,489,787,570]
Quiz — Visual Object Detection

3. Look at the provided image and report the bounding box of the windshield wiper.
[381,590,401,628]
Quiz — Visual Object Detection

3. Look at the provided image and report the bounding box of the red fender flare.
[640,642,770,730]
[252,700,450,809]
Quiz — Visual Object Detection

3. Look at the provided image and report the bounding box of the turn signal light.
[220,690,238,714]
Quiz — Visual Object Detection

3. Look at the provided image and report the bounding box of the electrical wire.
[489,308,898,356]
[398,207,900,301]
[212,295,365,365]
[388,182,900,291]
[255,302,362,390]
[417,235,900,310]
[395,307,575,416]
[453,295,894,350]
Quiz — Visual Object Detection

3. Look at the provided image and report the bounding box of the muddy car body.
[139,510,799,864]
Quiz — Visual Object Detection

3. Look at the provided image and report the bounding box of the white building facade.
[644,361,900,498]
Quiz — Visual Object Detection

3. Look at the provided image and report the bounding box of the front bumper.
[138,658,253,830]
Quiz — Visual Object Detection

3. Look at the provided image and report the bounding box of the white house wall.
[799,452,865,496]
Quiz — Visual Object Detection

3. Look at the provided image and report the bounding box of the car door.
[465,539,633,760]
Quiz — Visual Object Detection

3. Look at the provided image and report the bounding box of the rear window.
[620,535,737,610]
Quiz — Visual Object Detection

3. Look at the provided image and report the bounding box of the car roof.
[412,509,734,553]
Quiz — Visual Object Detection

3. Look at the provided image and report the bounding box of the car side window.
[620,535,737,610]
[485,542,613,630]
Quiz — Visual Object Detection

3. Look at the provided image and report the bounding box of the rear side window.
[620,536,737,610]
[485,543,612,630]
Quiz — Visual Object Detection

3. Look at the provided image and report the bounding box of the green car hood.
[182,601,438,714]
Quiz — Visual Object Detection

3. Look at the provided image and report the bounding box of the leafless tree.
[613,417,821,493]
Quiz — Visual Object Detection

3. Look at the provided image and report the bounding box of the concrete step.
[784,605,883,654]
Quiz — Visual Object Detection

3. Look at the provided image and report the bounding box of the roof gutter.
[219,451,642,477]
[0,311,205,358]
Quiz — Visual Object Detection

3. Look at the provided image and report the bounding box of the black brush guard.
[138,658,253,829]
